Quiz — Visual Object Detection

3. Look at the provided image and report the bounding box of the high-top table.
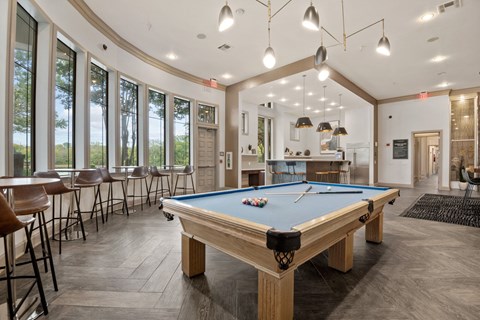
[0,177,59,320]
[49,168,96,240]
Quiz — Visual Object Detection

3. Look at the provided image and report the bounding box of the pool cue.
[294,185,312,203]
[267,190,363,195]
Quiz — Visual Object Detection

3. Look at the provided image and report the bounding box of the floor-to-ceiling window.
[257,116,273,163]
[89,62,108,168]
[120,78,138,165]
[173,97,190,165]
[148,89,166,167]
[55,40,76,168]
[13,4,37,176]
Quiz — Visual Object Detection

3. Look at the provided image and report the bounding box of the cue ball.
[327,186,332,191]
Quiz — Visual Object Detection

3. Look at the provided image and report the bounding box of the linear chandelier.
[219,0,391,72]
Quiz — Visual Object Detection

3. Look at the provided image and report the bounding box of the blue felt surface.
[171,182,390,231]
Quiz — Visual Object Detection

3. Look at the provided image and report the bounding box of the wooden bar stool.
[339,161,351,184]
[315,170,329,182]
[99,168,129,218]
[12,184,58,291]
[34,171,84,254]
[328,161,340,183]
[127,166,151,210]
[0,193,49,320]
[74,169,104,231]
[285,161,306,182]
[173,165,196,195]
[148,166,171,204]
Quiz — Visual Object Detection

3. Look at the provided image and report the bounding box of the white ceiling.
[83,0,480,100]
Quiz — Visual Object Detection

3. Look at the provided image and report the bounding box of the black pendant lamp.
[333,94,348,136]
[295,75,313,128]
[317,85,332,132]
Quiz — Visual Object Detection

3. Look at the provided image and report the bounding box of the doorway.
[196,127,217,193]
[412,131,441,190]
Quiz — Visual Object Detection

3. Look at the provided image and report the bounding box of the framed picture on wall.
[290,122,300,141]
[320,120,339,153]
[226,152,233,170]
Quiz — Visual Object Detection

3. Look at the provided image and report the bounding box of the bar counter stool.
[12,184,58,291]
[34,171,84,254]
[173,165,196,195]
[99,168,129,218]
[0,193,49,320]
[328,161,340,183]
[315,169,329,182]
[127,166,151,211]
[285,161,306,182]
[148,166,171,204]
[339,161,351,184]
[74,169,104,231]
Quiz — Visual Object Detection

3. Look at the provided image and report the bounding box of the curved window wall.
[89,62,108,168]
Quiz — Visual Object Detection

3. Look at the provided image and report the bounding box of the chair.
[461,167,480,205]
[328,161,340,183]
[126,166,151,210]
[34,171,84,254]
[339,161,351,184]
[74,169,104,231]
[173,165,196,195]
[12,184,58,291]
[148,166,171,204]
[0,193,49,320]
[285,161,306,182]
[99,168,129,218]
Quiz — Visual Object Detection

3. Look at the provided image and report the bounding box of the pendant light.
[333,94,348,136]
[295,75,313,128]
[317,85,333,132]
[263,0,276,69]
[302,1,319,31]
[376,20,391,56]
[218,1,234,32]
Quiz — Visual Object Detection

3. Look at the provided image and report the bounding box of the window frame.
[147,88,167,167]
[119,77,139,166]
[173,96,191,165]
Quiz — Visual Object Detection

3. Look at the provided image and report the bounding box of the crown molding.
[68,0,226,91]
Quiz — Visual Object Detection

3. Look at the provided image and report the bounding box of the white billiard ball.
[327,186,332,191]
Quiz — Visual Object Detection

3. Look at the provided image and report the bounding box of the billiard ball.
[327,186,332,191]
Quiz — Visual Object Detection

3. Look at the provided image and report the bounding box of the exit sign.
[418,91,429,100]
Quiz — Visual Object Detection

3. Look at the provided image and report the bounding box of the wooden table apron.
[0,177,60,320]
[163,186,399,320]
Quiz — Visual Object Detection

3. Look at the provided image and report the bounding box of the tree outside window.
[89,63,108,168]
[120,78,138,166]
[174,97,190,165]
[148,89,166,166]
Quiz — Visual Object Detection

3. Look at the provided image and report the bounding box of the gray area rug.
[401,193,480,228]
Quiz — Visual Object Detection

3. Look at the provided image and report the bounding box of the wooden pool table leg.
[181,233,205,277]
[258,270,294,320]
[365,211,383,243]
[328,232,354,273]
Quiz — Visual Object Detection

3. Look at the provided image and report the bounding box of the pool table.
[162,181,399,320]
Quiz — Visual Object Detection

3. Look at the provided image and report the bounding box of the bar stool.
[285,161,306,182]
[12,184,58,291]
[0,193,49,320]
[268,161,286,184]
[126,166,151,211]
[74,169,104,231]
[34,171,84,254]
[315,168,329,182]
[148,166,171,204]
[99,168,129,218]
[339,161,351,184]
[328,161,340,183]
[173,165,196,195]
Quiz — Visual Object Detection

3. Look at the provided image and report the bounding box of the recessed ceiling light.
[294,86,302,91]
[326,108,332,111]
[280,98,287,102]
[437,82,449,88]
[427,36,439,43]
[166,53,178,60]
[319,97,327,102]
[431,55,446,63]
[197,33,207,40]
[267,93,275,98]
[420,12,435,22]
[306,106,311,110]
[308,92,313,96]
[339,106,344,109]
[294,102,300,106]
[329,102,337,106]
[222,73,232,79]
[314,110,320,113]
[280,79,288,85]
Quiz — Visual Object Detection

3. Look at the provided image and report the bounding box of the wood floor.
[1,176,480,319]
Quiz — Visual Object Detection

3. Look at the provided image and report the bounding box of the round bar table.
[0,177,59,320]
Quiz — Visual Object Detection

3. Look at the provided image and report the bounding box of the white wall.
[378,95,450,189]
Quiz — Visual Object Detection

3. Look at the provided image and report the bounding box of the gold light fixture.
[295,75,313,128]
[314,0,391,80]
[316,85,332,132]
[332,94,348,136]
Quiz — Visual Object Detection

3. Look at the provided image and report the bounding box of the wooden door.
[197,127,216,193]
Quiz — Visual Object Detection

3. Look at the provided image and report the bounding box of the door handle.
[198,165,215,168]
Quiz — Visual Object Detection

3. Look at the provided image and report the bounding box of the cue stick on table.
[293,185,312,203]
[267,190,363,195]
